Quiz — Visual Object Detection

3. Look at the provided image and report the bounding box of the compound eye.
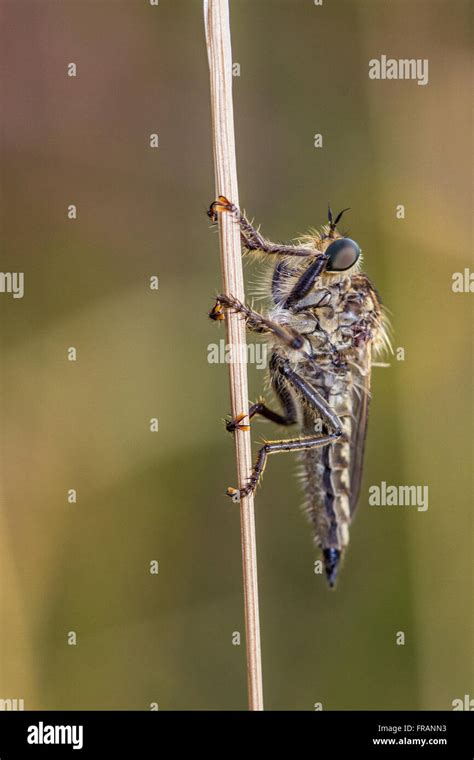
[325,238,360,272]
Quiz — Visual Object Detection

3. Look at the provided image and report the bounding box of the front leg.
[283,256,330,308]
[210,294,304,350]
[208,196,316,258]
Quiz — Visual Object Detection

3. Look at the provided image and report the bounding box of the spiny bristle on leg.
[323,548,341,588]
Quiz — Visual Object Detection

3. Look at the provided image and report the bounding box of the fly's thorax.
[282,272,382,361]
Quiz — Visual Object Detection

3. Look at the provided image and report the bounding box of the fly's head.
[316,205,361,277]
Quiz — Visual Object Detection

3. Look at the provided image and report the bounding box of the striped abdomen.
[300,369,356,586]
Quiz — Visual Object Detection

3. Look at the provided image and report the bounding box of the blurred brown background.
[0,0,472,710]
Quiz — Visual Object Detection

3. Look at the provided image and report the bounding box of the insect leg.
[226,383,297,432]
[210,294,304,350]
[283,256,329,308]
[228,354,343,498]
[270,353,342,434]
[227,433,341,500]
[208,196,316,257]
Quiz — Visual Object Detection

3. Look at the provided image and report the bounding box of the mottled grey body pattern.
[271,270,385,572]
[208,196,389,587]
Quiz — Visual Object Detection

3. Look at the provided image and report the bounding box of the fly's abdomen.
[300,372,355,585]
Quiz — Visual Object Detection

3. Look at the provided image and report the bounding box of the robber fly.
[208,196,390,587]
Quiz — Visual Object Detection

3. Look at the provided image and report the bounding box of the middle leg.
[210,294,304,350]
[226,381,297,432]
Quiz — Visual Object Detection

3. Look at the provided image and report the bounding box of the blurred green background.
[0,0,472,710]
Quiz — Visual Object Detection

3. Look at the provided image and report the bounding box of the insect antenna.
[327,203,333,226]
[328,204,350,237]
[334,207,350,226]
